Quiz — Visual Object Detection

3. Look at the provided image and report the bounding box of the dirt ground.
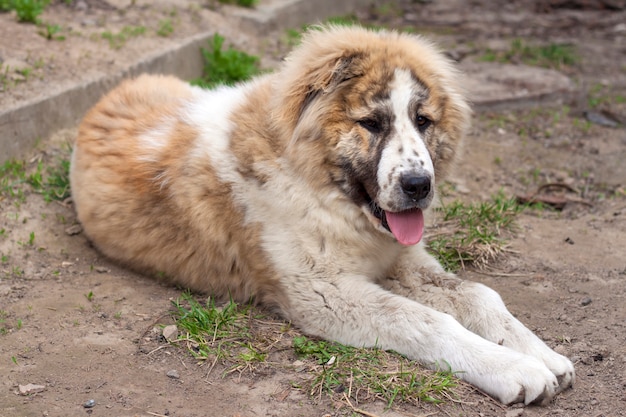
[1,0,626,416]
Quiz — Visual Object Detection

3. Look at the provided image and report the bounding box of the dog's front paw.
[535,347,575,394]
[471,352,560,405]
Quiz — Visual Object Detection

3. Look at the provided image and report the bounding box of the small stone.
[95,266,110,273]
[166,369,180,379]
[64,224,83,235]
[504,409,523,417]
[581,297,592,306]
[83,399,96,408]
[554,345,568,355]
[18,383,46,395]
[162,325,178,342]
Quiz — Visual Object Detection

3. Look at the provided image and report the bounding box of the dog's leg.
[283,275,562,405]
[381,244,575,397]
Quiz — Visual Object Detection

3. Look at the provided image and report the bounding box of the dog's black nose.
[400,175,431,200]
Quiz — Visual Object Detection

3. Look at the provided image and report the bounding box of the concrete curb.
[463,62,576,112]
[0,0,577,164]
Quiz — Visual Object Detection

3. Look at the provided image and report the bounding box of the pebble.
[18,383,46,396]
[581,297,592,306]
[83,399,96,408]
[162,324,178,342]
[64,224,83,235]
[505,409,524,417]
[166,369,180,379]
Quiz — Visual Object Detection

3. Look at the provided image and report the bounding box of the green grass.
[169,292,461,407]
[428,192,524,271]
[481,38,578,70]
[171,292,265,367]
[217,0,257,7]
[587,82,626,109]
[191,34,260,89]
[293,335,459,406]
[0,156,70,204]
[0,159,28,201]
[156,19,173,37]
[0,310,23,335]
[6,0,49,23]
[38,22,65,40]
[101,25,146,49]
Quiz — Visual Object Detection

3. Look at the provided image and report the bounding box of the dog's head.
[273,25,471,245]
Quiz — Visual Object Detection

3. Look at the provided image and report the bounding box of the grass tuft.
[217,0,257,7]
[191,34,260,89]
[293,335,459,406]
[481,38,578,70]
[1,155,70,204]
[170,292,268,370]
[7,0,49,23]
[428,192,523,271]
[101,25,146,49]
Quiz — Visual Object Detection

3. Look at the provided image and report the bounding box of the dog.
[70,25,574,405]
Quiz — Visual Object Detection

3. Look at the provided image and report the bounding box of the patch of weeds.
[372,2,402,18]
[325,14,360,26]
[572,117,593,133]
[481,38,578,70]
[191,34,260,89]
[1,156,70,203]
[15,67,32,82]
[25,158,70,202]
[282,28,303,47]
[101,25,146,49]
[0,159,28,202]
[428,192,523,271]
[10,0,50,23]
[0,310,23,334]
[217,0,257,7]
[171,292,272,372]
[156,19,173,37]
[587,83,626,109]
[41,158,70,201]
[0,64,10,91]
[0,310,7,334]
[293,335,459,406]
[38,22,65,40]
[85,291,94,302]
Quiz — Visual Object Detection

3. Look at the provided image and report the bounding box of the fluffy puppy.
[70,25,574,405]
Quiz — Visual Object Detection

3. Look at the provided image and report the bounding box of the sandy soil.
[1,0,626,416]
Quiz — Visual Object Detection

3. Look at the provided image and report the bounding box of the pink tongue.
[385,209,424,246]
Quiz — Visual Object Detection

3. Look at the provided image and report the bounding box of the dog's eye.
[358,118,382,134]
[416,115,432,131]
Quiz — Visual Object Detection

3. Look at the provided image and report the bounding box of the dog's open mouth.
[368,199,425,246]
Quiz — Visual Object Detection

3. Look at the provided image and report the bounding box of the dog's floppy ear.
[311,52,364,93]
[274,51,365,133]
